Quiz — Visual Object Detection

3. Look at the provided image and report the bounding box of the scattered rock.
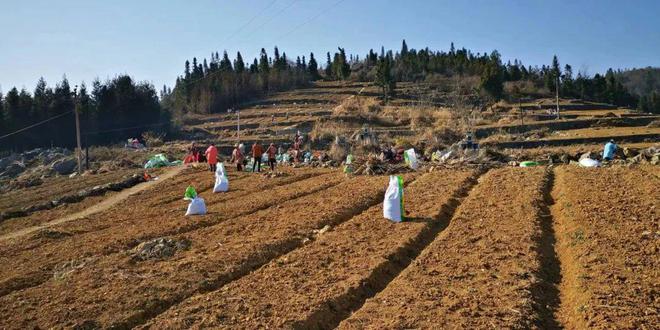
[36,229,73,240]
[0,161,26,178]
[131,237,192,261]
[51,158,78,175]
[313,225,331,235]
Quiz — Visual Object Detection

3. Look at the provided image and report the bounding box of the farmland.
[0,81,658,329]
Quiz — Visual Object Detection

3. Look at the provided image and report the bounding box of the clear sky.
[1,0,658,93]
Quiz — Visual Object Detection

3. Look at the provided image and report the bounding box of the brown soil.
[141,169,479,329]
[338,167,553,329]
[0,173,397,329]
[0,166,185,241]
[0,168,141,213]
[552,166,659,329]
[0,167,332,298]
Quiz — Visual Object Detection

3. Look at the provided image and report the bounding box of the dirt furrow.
[552,166,659,329]
[338,167,550,329]
[140,169,480,329]
[0,170,334,298]
[0,175,401,329]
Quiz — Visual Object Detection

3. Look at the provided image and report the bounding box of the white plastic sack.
[213,163,229,193]
[185,197,207,216]
[579,158,601,168]
[404,148,419,170]
[383,175,404,222]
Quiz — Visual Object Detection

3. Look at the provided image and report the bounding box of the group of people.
[229,142,278,172]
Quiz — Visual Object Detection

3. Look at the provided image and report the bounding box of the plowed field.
[0,164,657,329]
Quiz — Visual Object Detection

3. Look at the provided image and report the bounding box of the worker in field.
[251,141,264,172]
[603,139,618,161]
[205,143,218,172]
[266,143,277,171]
[230,143,244,171]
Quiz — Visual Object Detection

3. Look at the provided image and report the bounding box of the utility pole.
[237,108,240,142]
[556,75,560,120]
[74,86,83,175]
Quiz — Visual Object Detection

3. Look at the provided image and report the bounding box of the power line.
[243,0,299,39]
[177,0,300,90]
[279,0,346,40]
[0,111,73,141]
[82,122,168,135]
[224,0,279,43]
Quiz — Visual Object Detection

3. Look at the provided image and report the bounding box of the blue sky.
[1,0,658,92]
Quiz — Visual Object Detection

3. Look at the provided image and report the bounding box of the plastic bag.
[383,175,404,222]
[403,149,419,170]
[184,185,197,200]
[519,161,540,167]
[185,197,207,216]
[213,164,229,193]
[579,158,601,168]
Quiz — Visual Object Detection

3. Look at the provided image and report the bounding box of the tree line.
[161,47,321,116]
[0,75,169,151]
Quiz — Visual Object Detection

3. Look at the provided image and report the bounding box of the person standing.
[251,142,264,172]
[205,143,218,172]
[231,144,244,171]
[266,143,277,171]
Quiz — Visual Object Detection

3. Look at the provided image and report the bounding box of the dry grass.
[142,131,165,147]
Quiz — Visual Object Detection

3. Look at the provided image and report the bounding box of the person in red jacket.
[266,143,277,171]
[205,143,218,172]
[251,142,264,172]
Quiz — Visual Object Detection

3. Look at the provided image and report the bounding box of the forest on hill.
[163,40,656,117]
[1,41,658,151]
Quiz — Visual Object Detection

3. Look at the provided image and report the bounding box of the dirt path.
[0,166,185,243]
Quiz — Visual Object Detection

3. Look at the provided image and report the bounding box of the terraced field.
[0,163,656,329]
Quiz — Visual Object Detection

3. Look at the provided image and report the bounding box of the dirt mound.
[130,237,191,261]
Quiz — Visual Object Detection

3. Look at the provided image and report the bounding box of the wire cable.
[0,110,73,141]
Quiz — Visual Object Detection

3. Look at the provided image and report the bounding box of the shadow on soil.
[530,168,563,329]
[291,169,488,330]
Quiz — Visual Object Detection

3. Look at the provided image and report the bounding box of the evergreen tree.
[258,48,270,73]
[220,51,233,72]
[325,52,332,78]
[234,52,246,73]
[308,52,320,80]
[250,58,259,73]
[401,39,408,56]
[184,60,191,79]
[480,62,504,100]
[375,55,394,102]
[0,91,4,134]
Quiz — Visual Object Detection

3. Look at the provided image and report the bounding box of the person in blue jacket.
[603,139,618,161]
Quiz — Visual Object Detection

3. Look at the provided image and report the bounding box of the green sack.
[184,185,197,200]
[519,161,540,167]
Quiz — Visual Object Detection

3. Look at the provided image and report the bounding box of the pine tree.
[184,60,191,79]
[0,91,4,133]
[480,62,504,100]
[325,52,332,78]
[258,48,269,73]
[375,55,394,102]
[401,39,409,56]
[234,52,245,73]
[250,58,259,73]
[308,52,320,80]
[220,51,233,72]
